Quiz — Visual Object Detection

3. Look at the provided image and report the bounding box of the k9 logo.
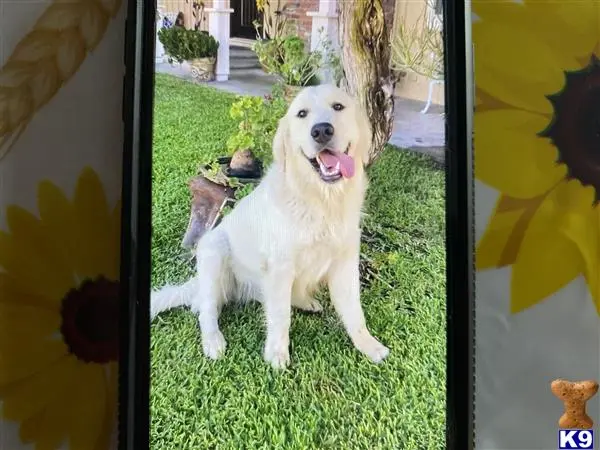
[559,430,595,449]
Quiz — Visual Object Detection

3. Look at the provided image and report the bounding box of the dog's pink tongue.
[319,150,355,178]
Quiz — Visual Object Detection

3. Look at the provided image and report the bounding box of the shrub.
[253,36,321,86]
[158,27,219,63]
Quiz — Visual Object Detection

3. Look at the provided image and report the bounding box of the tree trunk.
[339,0,396,166]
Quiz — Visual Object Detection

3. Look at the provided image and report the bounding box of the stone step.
[226,68,277,80]
[230,45,261,70]
[230,37,256,49]
[229,46,259,60]
[230,58,262,70]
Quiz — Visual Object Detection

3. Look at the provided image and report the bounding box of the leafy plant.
[226,86,288,166]
[158,27,219,63]
[253,36,321,86]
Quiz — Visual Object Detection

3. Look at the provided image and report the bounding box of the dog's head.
[272,85,371,185]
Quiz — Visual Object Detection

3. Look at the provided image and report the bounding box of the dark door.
[230,0,260,39]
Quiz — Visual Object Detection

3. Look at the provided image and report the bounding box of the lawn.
[151,73,446,449]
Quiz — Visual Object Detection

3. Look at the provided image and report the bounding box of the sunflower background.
[473,1,600,448]
[0,0,125,447]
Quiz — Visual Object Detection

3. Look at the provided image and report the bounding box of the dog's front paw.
[263,341,290,370]
[353,330,390,363]
[292,297,323,313]
[202,331,227,360]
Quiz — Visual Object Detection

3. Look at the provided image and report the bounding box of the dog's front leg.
[262,264,294,369]
[328,254,390,363]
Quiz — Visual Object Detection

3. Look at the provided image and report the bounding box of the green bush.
[253,36,321,86]
[226,85,289,167]
[158,27,219,63]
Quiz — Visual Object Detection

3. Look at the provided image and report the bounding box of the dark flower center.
[540,54,600,203]
[60,277,119,364]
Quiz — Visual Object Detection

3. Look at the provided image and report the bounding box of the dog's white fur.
[151,85,390,369]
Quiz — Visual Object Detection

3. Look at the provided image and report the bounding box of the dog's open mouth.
[308,145,354,183]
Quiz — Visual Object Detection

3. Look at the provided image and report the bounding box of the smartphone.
[120,1,473,450]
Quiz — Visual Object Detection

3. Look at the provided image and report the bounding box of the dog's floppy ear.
[354,107,373,167]
[272,115,290,172]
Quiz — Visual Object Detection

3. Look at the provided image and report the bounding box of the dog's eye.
[297,109,308,118]
[332,103,345,111]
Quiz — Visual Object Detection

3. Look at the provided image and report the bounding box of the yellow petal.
[473,20,577,115]
[0,302,60,345]
[475,109,567,198]
[0,338,68,386]
[72,168,115,281]
[35,375,74,450]
[66,362,106,450]
[107,199,122,281]
[1,355,77,422]
[0,226,73,304]
[37,180,82,279]
[510,182,588,313]
[474,0,598,62]
[19,409,43,444]
[526,0,599,62]
[476,196,545,269]
[5,205,75,294]
[0,272,55,310]
[590,208,600,314]
[544,180,600,314]
[94,362,118,450]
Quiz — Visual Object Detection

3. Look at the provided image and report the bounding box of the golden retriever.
[151,84,390,369]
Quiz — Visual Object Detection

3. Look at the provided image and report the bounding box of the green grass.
[151,73,446,450]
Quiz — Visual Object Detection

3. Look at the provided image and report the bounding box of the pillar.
[206,0,234,82]
[306,0,339,84]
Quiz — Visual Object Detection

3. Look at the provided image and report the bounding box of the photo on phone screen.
[148,1,450,448]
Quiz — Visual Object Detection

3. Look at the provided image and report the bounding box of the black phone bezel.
[119,0,155,447]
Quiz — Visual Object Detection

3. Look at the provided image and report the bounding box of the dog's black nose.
[311,122,334,144]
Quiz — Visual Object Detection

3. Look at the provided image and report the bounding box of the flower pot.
[189,57,216,82]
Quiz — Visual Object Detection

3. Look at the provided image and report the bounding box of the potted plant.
[182,89,288,251]
[158,26,219,81]
[222,89,288,176]
[253,36,321,101]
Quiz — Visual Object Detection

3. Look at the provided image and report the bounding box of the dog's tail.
[150,277,199,320]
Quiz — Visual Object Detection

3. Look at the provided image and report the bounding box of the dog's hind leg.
[190,230,232,360]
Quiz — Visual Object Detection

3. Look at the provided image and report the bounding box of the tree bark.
[339,0,396,165]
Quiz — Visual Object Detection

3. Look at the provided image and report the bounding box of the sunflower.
[0,167,121,450]
[473,0,600,314]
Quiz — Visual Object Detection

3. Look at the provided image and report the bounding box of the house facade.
[158,0,444,107]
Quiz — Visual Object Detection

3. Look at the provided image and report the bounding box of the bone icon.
[551,379,599,429]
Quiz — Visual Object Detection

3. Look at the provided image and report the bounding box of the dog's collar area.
[307,144,351,183]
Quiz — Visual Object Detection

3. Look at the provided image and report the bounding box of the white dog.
[151,84,390,369]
